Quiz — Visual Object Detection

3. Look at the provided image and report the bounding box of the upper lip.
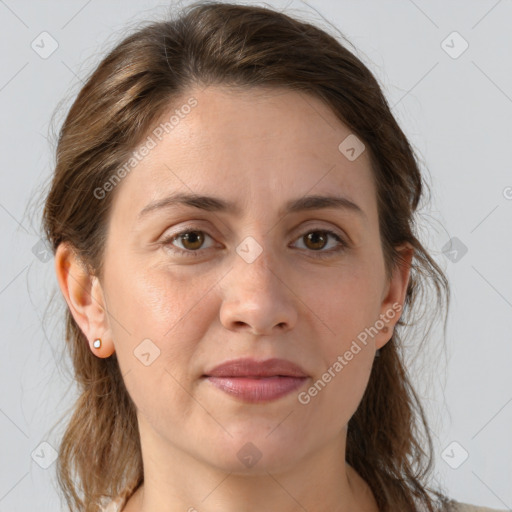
[204,358,309,378]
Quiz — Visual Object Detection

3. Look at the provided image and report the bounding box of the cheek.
[300,260,381,415]
[108,257,220,342]
[105,264,217,426]
[308,262,383,347]
[321,354,374,427]
[104,259,219,397]
[305,322,376,428]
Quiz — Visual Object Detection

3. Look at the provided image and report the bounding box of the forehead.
[110,85,377,224]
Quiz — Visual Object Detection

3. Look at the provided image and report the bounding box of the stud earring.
[381,326,389,333]
[93,338,102,349]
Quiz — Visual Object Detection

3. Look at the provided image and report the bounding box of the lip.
[204,376,308,403]
[204,357,309,378]
[202,358,309,404]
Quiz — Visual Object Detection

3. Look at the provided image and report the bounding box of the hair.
[41,2,451,511]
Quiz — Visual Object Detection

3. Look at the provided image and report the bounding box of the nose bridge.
[218,231,298,334]
[234,232,279,294]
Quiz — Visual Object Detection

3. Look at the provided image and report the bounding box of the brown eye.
[161,227,217,258]
[303,231,329,251]
[162,227,346,260]
[292,228,347,259]
[178,231,205,250]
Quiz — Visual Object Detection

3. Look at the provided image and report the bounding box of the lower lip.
[204,376,308,403]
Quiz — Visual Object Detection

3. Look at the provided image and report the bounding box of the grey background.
[0,0,511,510]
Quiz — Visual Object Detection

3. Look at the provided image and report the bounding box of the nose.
[218,241,298,336]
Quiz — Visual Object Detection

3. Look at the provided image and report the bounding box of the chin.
[197,433,304,475]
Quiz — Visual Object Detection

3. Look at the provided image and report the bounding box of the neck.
[122,419,378,512]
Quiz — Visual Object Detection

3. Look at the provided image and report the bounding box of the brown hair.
[41,2,451,511]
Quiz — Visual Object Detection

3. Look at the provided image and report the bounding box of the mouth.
[202,357,309,403]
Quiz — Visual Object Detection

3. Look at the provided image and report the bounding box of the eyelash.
[160,227,347,260]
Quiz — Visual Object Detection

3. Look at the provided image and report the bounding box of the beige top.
[104,497,507,512]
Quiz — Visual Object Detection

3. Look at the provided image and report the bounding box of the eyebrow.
[137,192,366,220]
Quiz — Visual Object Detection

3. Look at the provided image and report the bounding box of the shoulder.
[449,500,508,512]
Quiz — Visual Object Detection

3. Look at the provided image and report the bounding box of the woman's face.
[84,86,410,474]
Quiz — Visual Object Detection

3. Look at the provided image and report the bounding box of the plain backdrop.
[0,0,511,510]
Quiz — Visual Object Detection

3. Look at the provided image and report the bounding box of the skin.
[55,85,413,512]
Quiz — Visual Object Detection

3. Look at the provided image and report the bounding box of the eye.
[162,229,216,256]
[161,226,347,259]
[291,229,347,258]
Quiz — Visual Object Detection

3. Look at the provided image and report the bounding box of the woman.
[42,2,506,511]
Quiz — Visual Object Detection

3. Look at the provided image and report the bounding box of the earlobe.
[54,242,115,358]
[376,242,414,350]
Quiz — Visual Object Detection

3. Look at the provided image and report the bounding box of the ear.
[54,242,115,358]
[375,242,414,350]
